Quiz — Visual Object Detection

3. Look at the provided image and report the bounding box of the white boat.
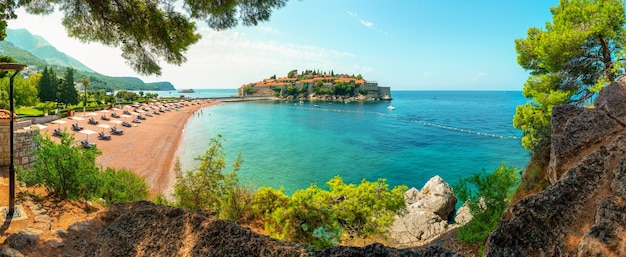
[387,105,395,110]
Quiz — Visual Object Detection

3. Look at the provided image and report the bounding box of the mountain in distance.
[0,41,48,68]
[6,29,95,73]
[2,29,175,91]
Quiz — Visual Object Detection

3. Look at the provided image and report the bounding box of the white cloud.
[360,20,373,28]
[346,10,385,34]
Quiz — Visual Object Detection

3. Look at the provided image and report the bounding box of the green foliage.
[326,176,407,240]
[265,176,407,249]
[38,67,58,102]
[18,133,102,200]
[99,167,149,205]
[514,0,626,150]
[250,187,290,220]
[219,183,255,223]
[453,163,521,246]
[173,135,242,213]
[269,184,341,248]
[0,75,38,108]
[115,90,139,102]
[58,67,79,106]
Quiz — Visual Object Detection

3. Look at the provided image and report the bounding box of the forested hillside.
[1,29,175,91]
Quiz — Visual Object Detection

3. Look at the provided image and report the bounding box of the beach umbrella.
[99,109,110,113]
[79,129,97,141]
[86,112,98,116]
[97,124,110,132]
[51,119,67,129]
[30,124,47,130]
[109,119,123,128]
[71,116,84,121]
[120,114,131,122]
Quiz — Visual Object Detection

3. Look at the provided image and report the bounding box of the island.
[238,69,392,100]
[178,89,195,93]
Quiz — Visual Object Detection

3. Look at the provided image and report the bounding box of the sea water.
[178,90,530,194]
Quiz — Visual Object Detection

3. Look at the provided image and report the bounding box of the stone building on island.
[238,71,392,100]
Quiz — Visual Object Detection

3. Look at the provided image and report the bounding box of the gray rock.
[454,202,473,225]
[45,238,66,248]
[0,246,24,257]
[549,106,621,184]
[389,176,458,247]
[595,78,626,124]
[404,187,422,205]
[406,176,457,220]
[68,218,96,234]
[578,196,626,257]
[4,229,41,250]
[390,210,449,246]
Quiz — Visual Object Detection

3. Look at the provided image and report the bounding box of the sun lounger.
[72,123,84,131]
[145,113,153,117]
[122,121,132,127]
[53,128,65,137]
[98,131,111,140]
[123,110,131,115]
[111,127,124,135]
[111,113,120,118]
[101,115,110,121]
[80,139,96,149]
[132,119,141,123]
[137,115,146,120]
[88,118,99,125]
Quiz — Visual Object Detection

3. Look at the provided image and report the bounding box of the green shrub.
[219,183,255,223]
[18,133,101,200]
[173,135,242,213]
[250,187,289,220]
[265,176,407,249]
[453,163,520,247]
[99,167,149,205]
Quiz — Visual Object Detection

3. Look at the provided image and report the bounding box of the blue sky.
[8,1,557,90]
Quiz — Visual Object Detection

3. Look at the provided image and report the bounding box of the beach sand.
[39,100,222,197]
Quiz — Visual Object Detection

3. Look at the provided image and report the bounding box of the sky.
[7,1,558,90]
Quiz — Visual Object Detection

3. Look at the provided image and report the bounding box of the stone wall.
[0,119,38,172]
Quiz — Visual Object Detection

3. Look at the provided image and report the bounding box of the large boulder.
[406,176,457,219]
[389,211,449,246]
[389,176,457,247]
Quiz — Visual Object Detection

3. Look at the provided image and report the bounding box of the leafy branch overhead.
[514,0,626,151]
[2,0,288,75]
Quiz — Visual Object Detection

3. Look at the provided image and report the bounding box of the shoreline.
[39,100,222,197]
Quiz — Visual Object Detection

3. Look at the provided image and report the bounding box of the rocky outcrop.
[485,79,626,256]
[390,176,457,247]
[11,201,460,257]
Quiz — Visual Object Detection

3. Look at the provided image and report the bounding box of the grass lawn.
[16,107,43,117]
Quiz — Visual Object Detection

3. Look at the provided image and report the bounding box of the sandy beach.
[39,100,222,197]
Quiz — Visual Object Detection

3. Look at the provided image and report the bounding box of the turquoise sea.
[177,90,529,194]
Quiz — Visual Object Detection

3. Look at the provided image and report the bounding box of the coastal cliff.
[485,79,626,256]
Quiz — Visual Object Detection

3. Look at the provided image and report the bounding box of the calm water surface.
[178,90,529,194]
